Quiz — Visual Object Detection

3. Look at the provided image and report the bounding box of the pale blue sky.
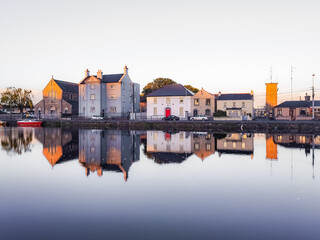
[1,0,320,106]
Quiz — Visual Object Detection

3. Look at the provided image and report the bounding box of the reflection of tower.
[266,135,277,160]
[266,83,278,119]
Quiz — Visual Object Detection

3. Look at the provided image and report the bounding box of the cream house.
[146,84,194,120]
[191,88,215,117]
[216,91,254,119]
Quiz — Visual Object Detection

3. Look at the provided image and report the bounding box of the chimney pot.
[85,69,90,78]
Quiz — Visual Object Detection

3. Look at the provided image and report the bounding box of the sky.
[1,0,320,106]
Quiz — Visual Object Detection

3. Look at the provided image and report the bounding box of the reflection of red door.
[165,108,171,117]
[165,133,171,141]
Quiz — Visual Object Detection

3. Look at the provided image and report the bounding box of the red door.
[165,108,171,117]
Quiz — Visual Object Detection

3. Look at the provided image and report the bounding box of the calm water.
[0,127,320,240]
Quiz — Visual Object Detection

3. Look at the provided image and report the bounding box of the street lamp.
[312,74,315,120]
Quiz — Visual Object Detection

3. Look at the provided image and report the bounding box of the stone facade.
[34,78,79,118]
[191,88,215,117]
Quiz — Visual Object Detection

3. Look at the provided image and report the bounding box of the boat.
[17,118,42,127]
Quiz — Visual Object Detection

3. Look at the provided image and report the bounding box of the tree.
[141,78,199,96]
[142,78,176,96]
[184,85,199,94]
[1,87,34,112]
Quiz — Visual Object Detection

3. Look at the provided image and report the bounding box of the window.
[242,102,245,107]
[194,99,199,106]
[110,147,116,152]
[179,107,184,116]
[166,98,170,104]
[242,142,246,149]
[277,108,282,116]
[110,135,117,140]
[70,94,73,100]
[180,132,184,140]
[83,107,85,113]
[134,97,137,103]
[153,98,157,104]
[90,147,95,153]
[110,84,116,89]
[205,109,211,116]
[180,97,184,103]
[110,106,116,112]
[233,102,236,107]
[153,132,158,140]
[110,95,116,100]
[206,143,211,151]
[153,107,157,115]
[299,109,306,116]
[90,107,95,112]
[277,135,282,141]
[90,94,95,100]
[90,84,95,90]
[206,99,211,105]
[233,142,236,148]
[194,143,200,151]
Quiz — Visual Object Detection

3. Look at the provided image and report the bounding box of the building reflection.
[271,134,320,156]
[216,133,254,158]
[35,128,79,166]
[147,131,193,163]
[146,131,219,163]
[192,132,215,161]
[79,130,140,181]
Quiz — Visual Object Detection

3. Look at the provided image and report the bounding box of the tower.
[265,82,278,119]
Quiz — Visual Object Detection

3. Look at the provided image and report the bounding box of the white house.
[146,84,194,120]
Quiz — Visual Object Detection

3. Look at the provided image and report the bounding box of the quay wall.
[39,120,320,134]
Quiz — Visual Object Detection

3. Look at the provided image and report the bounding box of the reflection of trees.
[1,129,33,155]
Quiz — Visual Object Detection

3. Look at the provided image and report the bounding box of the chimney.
[305,93,311,102]
[124,65,128,75]
[218,91,222,96]
[85,69,90,78]
[250,90,254,95]
[97,70,103,79]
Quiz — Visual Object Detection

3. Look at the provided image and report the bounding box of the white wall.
[147,96,192,120]
[147,131,192,153]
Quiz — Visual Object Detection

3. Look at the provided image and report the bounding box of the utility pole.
[291,65,293,101]
[312,74,315,120]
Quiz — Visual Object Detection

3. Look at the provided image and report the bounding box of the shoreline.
[34,119,320,134]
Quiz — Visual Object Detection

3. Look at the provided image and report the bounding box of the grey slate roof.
[54,79,79,93]
[147,84,194,97]
[275,101,311,108]
[100,74,124,83]
[217,93,253,101]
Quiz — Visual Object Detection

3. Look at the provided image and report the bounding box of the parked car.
[91,115,104,120]
[162,115,180,121]
[190,115,209,121]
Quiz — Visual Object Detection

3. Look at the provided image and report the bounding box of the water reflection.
[0,128,33,154]
[216,133,254,157]
[3,127,319,181]
[35,128,79,166]
[79,130,140,181]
